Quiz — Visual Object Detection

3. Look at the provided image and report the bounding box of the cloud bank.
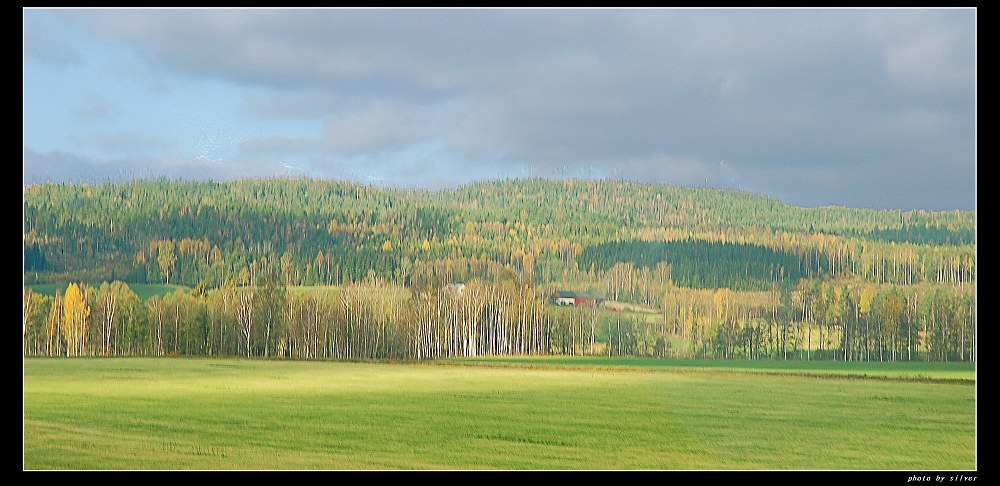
[23,9,976,210]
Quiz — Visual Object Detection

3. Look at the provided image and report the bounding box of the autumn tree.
[823,285,844,360]
[116,286,146,356]
[206,280,237,356]
[94,281,137,356]
[45,290,63,357]
[858,285,877,361]
[62,283,91,357]
[236,264,258,357]
[162,289,205,355]
[23,288,35,356]
[146,295,165,356]
[23,288,52,356]
[878,289,904,361]
[158,240,177,285]
[256,268,287,357]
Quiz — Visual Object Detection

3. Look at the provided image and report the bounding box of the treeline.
[23,275,975,362]
[22,275,550,361]
[849,223,976,246]
[24,178,975,291]
[22,177,974,363]
[658,282,975,362]
[452,179,975,240]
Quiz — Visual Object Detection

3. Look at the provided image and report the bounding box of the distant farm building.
[444,283,466,296]
[550,290,604,306]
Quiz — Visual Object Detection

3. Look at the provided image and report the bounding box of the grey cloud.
[56,9,974,209]
[319,101,441,155]
[24,11,84,66]
[865,9,975,98]
[24,35,84,66]
[242,91,348,118]
[24,148,95,184]
[239,100,447,158]
[68,10,472,98]
[745,162,974,211]
[885,31,975,95]
[24,147,286,184]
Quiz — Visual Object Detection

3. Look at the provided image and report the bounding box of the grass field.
[26,282,188,302]
[449,356,977,381]
[25,283,333,301]
[287,285,339,296]
[23,357,976,470]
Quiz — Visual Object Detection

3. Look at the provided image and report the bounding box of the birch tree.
[45,290,63,357]
[237,265,258,358]
[62,283,90,357]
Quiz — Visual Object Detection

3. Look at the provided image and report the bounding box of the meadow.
[449,356,977,381]
[23,357,975,470]
[26,282,188,302]
[25,283,340,302]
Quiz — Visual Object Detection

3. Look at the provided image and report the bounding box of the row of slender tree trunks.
[24,276,974,362]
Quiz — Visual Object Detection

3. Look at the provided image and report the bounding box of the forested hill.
[23,177,975,290]
[451,179,974,241]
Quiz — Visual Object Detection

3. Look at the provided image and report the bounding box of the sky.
[23,8,976,211]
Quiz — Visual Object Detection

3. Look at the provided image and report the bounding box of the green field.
[27,283,338,300]
[450,356,977,381]
[287,285,339,296]
[25,282,188,302]
[23,357,976,470]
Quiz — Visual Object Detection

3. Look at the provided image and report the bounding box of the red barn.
[550,290,605,306]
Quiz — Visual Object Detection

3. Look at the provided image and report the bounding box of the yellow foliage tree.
[713,287,734,322]
[859,285,877,316]
[62,283,90,357]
